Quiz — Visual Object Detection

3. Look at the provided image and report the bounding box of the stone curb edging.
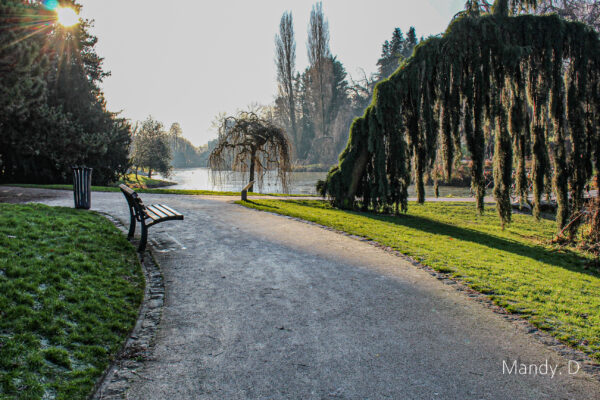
[90,213,165,400]
[242,205,600,382]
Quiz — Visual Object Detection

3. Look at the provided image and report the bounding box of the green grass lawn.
[239,199,600,362]
[0,204,144,399]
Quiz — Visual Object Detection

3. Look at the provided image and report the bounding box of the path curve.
[3,186,600,399]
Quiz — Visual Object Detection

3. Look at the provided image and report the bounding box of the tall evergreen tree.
[377,27,419,80]
[390,28,405,56]
[0,1,132,185]
[328,57,352,160]
[376,31,401,79]
[0,0,46,118]
[0,0,47,177]
[402,27,418,58]
[44,2,129,184]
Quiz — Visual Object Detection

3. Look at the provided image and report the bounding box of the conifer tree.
[402,27,418,58]
[0,0,46,118]
[376,39,394,79]
[377,28,419,81]
[0,0,47,177]
[0,1,132,185]
[390,28,405,56]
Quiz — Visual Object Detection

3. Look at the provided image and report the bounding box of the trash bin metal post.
[72,166,93,209]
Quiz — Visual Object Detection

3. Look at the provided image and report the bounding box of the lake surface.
[158,167,473,197]
[157,168,327,195]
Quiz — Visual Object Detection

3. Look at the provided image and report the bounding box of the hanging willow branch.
[209,111,291,193]
[321,0,600,232]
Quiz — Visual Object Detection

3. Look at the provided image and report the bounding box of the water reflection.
[157,168,325,194]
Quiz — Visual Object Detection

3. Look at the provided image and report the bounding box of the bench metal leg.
[127,207,136,239]
[138,223,148,253]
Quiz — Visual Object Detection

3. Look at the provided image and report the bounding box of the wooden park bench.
[119,184,184,252]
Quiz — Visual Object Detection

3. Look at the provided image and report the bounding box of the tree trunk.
[288,80,297,145]
[148,169,152,179]
[493,0,509,16]
[334,142,369,210]
[134,166,138,180]
[248,148,256,193]
[493,107,513,228]
[532,123,546,220]
[415,152,426,204]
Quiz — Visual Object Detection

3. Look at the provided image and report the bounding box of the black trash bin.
[72,166,93,209]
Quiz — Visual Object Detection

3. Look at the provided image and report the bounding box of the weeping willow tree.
[321,0,600,233]
[209,111,291,193]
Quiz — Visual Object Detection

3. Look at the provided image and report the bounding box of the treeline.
[167,122,215,168]
[130,117,215,177]
[0,0,130,185]
[272,3,419,167]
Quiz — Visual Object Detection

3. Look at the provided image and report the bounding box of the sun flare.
[56,7,79,27]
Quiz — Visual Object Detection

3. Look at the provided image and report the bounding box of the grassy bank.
[0,204,144,399]
[238,199,600,362]
[292,163,333,172]
[4,184,317,197]
[119,173,176,189]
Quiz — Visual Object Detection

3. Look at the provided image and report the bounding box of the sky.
[78,0,466,146]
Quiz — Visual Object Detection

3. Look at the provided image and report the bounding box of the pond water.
[157,167,473,197]
[157,168,326,194]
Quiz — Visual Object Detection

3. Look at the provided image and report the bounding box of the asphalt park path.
[3,187,600,399]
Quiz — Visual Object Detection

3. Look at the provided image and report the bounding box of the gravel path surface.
[2,186,600,399]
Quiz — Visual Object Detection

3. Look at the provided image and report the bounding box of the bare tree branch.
[209,111,292,193]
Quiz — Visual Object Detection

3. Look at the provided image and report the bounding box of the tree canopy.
[0,0,131,185]
[321,0,600,233]
[274,3,374,167]
[131,116,172,178]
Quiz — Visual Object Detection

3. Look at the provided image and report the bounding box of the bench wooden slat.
[144,208,162,221]
[146,206,183,222]
[151,204,174,217]
[154,204,181,217]
[119,184,136,196]
[147,205,170,219]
